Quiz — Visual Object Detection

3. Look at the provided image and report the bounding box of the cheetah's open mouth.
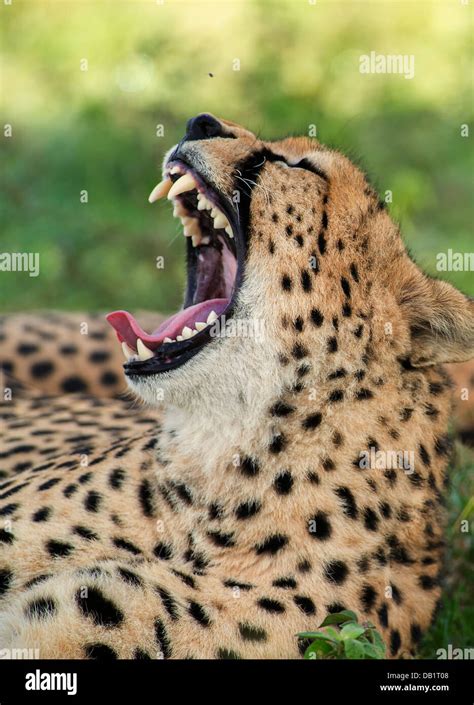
[106,160,243,375]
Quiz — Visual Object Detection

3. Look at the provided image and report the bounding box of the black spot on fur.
[257,597,285,614]
[274,470,294,495]
[138,479,154,517]
[269,433,287,454]
[112,537,141,555]
[46,539,73,557]
[235,500,261,519]
[272,576,297,589]
[62,376,88,393]
[25,597,57,620]
[360,584,377,611]
[294,595,316,615]
[281,275,292,291]
[32,506,51,522]
[85,643,118,660]
[76,586,124,627]
[0,568,13,596]
[239,623,268,642]
[363,507,379,532]
[155,618,172,657]
[327,337,338,353]
[188,601,211,627]
[73,526,99,541]
[335,487,358,519]
[117,567,143,588]
[390,629,401,656]
[310,308,324,327]
[255,534,288,555]
[324,560,348,585]
[109,468,125,490]
[270,401,295,417]
[84,490,102,513]
[302,412,322,430]
[308,511,332,540]
[240,456,260,477]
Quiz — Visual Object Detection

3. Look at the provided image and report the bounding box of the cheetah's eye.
[106,161,242,376]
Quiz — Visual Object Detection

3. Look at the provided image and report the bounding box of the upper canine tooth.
[195,321,207,331]
[121,341,135,360]
[225,225,234,238]
[148,178,172,203]
[207,310,218,324]
[137,339,154,361]
[167,173,197,200]
[213,213,228,229]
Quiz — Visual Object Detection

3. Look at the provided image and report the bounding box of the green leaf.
[368,628,387,656]
[321,626,341,641]
[319,610,358,627]
[298,630,335,642]
[339,623,366,640]
[361,642,383,659]
[304,639,335,659]
[344,638,366,659]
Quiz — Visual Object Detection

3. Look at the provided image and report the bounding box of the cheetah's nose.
[184,113,223,142]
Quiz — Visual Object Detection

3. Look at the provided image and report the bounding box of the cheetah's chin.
[106,160,243,375]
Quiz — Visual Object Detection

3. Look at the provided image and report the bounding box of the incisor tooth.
[169,166,181,174]
[181,326,193,339]
[121,342,135,360]
[210,208,218,218]
[214,213,228,229]
[173,202,186,217]
[197,197,208,211]
[225,225,234,238]
[163,337,173,343]
[137,339,154,361]
[191,234,202,247]
[195,321,207,331]
[176,335,184,341]
[167,173,196,200]
[148,179,172,203]
[207,310,218,324]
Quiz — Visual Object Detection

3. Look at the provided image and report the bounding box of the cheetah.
[1,113,473,660]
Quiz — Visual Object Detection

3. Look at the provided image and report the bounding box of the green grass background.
[1,0,472,658]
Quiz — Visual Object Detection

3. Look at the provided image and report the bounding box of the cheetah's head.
[107,114,474,418]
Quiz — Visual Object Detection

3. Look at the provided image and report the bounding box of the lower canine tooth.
[121,342,135,360]
[207,310,218,324]
[214,213,228,229]
[181,326,193,339]
[195,321,207,331]
[137,339,154,361]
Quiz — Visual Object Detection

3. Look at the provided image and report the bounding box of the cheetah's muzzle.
[106,159,242,375]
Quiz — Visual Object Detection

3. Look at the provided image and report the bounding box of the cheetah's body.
[1,116,473,660]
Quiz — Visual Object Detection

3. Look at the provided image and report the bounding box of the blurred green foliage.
[1,0,472,315]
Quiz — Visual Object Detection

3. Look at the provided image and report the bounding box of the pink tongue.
[106,298,229,351]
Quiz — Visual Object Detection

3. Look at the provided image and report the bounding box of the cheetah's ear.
[398,270,474,366]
